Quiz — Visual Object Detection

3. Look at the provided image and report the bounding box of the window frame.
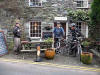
[29,21,42,39]
[29,0,42,7]
[76,0,89,8]
[76,21,82,32]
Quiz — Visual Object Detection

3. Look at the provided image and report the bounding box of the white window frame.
[76,21,82,31]
[76,0,89,8]
[29,21,42,39]
[29,0,42,7]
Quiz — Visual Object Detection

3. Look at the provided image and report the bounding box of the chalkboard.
[0,31,8,56]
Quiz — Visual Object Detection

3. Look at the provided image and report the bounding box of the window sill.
[76,7,89,9]
[29,6,43,8]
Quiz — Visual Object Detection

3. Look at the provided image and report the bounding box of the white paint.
[81,23,88,38]
[86,25,88,38]
[66,22,69,40]
[54,17,67,21]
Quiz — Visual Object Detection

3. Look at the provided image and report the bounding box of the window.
[29,21,41,38]
[76,22,82,31]
[77,1,84,7]
[29,0,42,7]
[76,0,88,8]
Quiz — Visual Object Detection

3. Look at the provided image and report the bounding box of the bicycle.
[77,37,83,61]
[55,35,72,56]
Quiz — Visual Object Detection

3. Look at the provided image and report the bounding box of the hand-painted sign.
[0,31,8,56]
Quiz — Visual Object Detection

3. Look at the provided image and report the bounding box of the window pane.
[77,1,84,7]
[30,21,41,38]
[29,0,42,7]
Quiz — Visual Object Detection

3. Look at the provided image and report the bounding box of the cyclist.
[53,22,65,49]
[70,23,82,56]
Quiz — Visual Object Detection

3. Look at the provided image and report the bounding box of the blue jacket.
[53,27,65,38]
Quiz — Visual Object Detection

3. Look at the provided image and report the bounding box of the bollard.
[34,44,42,62]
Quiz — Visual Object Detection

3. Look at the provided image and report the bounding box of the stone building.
[0,0,93,42]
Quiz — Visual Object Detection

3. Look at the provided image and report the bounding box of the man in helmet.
[70,23,83,56]
[70,23,82,40]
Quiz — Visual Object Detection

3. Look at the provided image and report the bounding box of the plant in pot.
[81,39,93,64]
[81,40,91,52]
[81,52,93,64]
[44,38,55,59]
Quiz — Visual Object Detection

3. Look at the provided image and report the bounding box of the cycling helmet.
[71,23,76,27]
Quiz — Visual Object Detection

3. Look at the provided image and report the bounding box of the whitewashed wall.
[81,24,88,38]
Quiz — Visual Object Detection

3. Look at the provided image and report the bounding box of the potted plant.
[81,39,91,52]
[81,39,93,64]
[44,38,55,59]
[81,52,93,64]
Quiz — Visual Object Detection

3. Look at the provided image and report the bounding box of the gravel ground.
[1,51,100,68]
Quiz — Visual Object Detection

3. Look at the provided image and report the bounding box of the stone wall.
[0,0,76,38]
[0,0,83,50]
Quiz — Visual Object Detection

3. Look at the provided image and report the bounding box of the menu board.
[0,31,8,56]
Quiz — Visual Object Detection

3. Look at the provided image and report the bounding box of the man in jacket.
[13,23,21,55]
[53,22,65,48]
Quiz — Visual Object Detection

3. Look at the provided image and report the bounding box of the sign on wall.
[0,31,8,56]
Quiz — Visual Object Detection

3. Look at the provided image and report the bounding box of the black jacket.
[13,26,21,38]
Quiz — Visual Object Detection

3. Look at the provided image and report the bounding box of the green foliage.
[81,38,92,47]
[44,38,53,43]
[89,0,100,39]
[82,41,91,47]
[44,38,53,48]
[7,41,14,51]
[0,0,4,2]
[90,0,100,23]
[67,9,90,23]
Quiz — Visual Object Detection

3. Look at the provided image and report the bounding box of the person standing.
[13,23,21,55]
[53,22,65,48]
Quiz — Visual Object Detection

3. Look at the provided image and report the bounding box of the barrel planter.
[81,52,93,64]
[45,48,55,59]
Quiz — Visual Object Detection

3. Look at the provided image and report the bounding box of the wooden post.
[37,45,41,57]
[34,44,42,62]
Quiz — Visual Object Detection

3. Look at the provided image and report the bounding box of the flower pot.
[81,52,93,64]
[45,48,55,59]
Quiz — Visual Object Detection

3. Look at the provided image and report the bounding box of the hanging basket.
[81,52,93,64]
[45,48,55,59]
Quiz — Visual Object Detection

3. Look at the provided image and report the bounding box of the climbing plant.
[67,9,90,23]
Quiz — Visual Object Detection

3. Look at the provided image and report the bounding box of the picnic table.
[21,40,53,52]
[21,40,54,62]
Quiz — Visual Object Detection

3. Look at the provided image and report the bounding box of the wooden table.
[21,40,53,52]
